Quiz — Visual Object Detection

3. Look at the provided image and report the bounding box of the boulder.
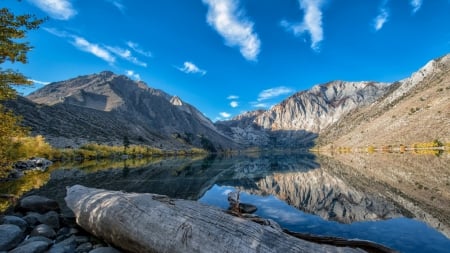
[89,247,122,253]
[0,224,24,251]
[30,224,56,239]
[1,216,28,232]
[18,195,60,214]
[8,240,50,253]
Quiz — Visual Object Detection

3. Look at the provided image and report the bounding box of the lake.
[1,151,449,253]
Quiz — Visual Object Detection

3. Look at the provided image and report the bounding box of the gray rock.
[0,224,24,251]
[49,236,76,253]
[30,224,56,239]
[19,236,53,246]
[75,236,89,244]
[76,242,93,253]
[19,195,59,214]
[8,240,50,253]
[88,247,122,253]
[0,216,27,232]
[23,212,42,227]
[41,211,60,229]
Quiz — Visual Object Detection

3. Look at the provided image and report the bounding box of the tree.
[123,135,130,153]
[0,5,44,169]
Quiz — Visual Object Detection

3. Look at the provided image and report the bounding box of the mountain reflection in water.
[6,152,450,253]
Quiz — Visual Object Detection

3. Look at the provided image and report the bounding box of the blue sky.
[5,0,450,121]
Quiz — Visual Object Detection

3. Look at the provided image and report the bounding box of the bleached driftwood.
[65,185,365,253]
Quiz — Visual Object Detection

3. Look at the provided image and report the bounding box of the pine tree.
[0,5,44,169]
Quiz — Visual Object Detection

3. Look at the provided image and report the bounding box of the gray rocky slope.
[6,71,236,150]
[217,81,389,148]
[219,53,450,148]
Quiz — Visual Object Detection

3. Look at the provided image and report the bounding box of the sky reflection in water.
[200,185,450,253]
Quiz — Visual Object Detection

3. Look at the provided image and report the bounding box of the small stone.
[0,224,24,251]
[8,240,50,253]
[49,236,76,253]
[41,211,60,229]
[89,247,122,253]
[76,242,93,253]
[30,224,56,239]
[20,236,53,246]
[18,195,59,214]
[23,212,43,227]
[75,236,89,244]
[238,203,257,214]
[1,216,27,232]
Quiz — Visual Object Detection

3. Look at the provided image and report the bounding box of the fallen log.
[65,185,367,253]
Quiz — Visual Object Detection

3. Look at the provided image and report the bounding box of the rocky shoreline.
[0,195,121,253]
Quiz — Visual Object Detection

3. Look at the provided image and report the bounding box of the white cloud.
[373,8,389,31]
[220,112,231,118]
[29,79,50,85]
[44,28,116,64]
[105,46,147,67]
[230,101,239,108]
[126,70,140,80]
[72,36,115,64]
[250,102,269,108]
[227,95,239,100]
[27,0,77,20]
[373,1,389,31]
[127,41,153,57]
[44,28,149,67]
[282,0,324,51]
[202,0,261,61]
[257,86,294,101]
[410,0,423,13]
[106,0,125,13]
[177,61,207,76]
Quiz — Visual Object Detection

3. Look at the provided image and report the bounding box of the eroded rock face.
[218,81,388,147]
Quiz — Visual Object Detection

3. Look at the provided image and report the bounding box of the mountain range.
[4,54,450,150]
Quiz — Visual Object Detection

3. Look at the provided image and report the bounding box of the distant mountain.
[5,71,236,150]
[218,81,388,148]
[5,54,449,150]
[316,54,450,148]
[219,54,450,149]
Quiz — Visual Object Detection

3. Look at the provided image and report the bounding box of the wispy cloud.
[281,0,325,51]
[29,79,50,85]
[177,61,207,76]
[73,37,116,64]
[44,28,150,67]
[27,0,77,20]
[44,28,115,64]
[125,70,140,80]
[127,41,152,58]
[373,1,389,31]
[250,102,270,108]
[227,95,239,100]
[220,112,231,118]
[106,0,125,13]
[410,0,423,13]
[230,101,239,108]
[257,86,294,101]
[202,0,261,61]
[105,46,147,67]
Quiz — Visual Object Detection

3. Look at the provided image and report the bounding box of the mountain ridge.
[6,71,236,150]
[4,53,449,150]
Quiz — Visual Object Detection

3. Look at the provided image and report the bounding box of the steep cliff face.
[255,81,388,132]
[317,54,450,147]
[7,71,235,149]
[218,81,388,147]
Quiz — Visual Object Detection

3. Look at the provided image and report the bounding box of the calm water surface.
[2,152,449,253]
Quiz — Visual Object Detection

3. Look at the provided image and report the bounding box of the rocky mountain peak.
[170,96,183,106]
